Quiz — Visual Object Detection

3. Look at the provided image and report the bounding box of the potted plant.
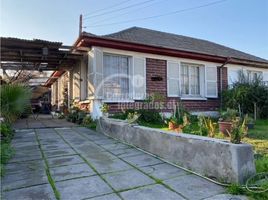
[226,118,248,144]
[244,115,255,129]
[218,108,238,136]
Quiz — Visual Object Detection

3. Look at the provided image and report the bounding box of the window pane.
[181,64,189,95]
[190,66,200,95]
[103,54,129,100]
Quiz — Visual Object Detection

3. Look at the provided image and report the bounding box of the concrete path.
[12,115,77,129]
[1,126,247,200]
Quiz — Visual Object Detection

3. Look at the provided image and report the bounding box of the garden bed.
[97,117,256,184]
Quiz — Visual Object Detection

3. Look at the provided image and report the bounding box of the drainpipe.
[219,57,231,110]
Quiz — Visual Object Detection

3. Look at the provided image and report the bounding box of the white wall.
[226,64,268,85]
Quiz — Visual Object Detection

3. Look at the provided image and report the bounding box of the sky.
[1,0,268,59]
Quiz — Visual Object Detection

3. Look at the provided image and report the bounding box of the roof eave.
[74,35,268,68]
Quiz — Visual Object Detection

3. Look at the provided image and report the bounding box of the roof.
[83,27,267,64]
[1,37,81,71]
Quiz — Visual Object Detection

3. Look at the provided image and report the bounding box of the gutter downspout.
[219,57,232,110]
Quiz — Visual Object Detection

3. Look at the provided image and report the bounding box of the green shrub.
[109,109,164,125]
[255,155,268,173]
[137,109,163,124]
[198,116,217,137]
[0,84,31,123]
[0,142,14,176]
[0,122,14,142]
[227,183,244,195]
[82,115,93,125]
[223,71,268,118]
[109,112,128,120]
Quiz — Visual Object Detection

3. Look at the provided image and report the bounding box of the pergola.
[0,37,82,99]
[1,37,82,86]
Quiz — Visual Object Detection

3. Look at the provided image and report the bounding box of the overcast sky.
[1,0,268,59]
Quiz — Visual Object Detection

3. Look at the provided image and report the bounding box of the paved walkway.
[12,115,77,129]
[2,126,247,200]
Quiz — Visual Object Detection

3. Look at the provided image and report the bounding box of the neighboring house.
[48,27,268,118]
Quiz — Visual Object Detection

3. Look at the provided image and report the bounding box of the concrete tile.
[43,148,76,158]
[89,193,121,200]
[80,149,118,162]
[50,163,96,181]
[47,155,84,167]
[2,170,48,190]
[93,138,119,145]
[103,168,154,191]
[120,184,185,200]
[109,148,144,158]
[203,194,248,200]
[90,158,133,174]
[140,163,187,180]
[41,143,70,151]
[100,143,130,151]
[9,154,42,163]
[164,175,225,200]
[56,176,113,199]
[3,184,56,200]
[5,160,45,175]
[122,154,163,168]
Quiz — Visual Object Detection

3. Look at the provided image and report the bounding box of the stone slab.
[3,184,56,200]
[120,184,185,200]
[47,155,84,167]
[103,168,154,191]
[2,170,48,190]
[122,154,163,168]
[90,158,133,174]
[55,176,113,199]
[50,163,96,181]
[4,160,45,175]
[204,194,248,200]
[140,163,188,180]
[164,175,225,200]
[109,148,144,158]
[43,148,76,158]
[89,193,121,200]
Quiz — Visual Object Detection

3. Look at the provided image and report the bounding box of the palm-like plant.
[0,84,31,123]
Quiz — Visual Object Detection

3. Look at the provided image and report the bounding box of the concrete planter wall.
[97,118,256,184]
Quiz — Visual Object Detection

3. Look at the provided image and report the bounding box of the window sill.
[180,97,207,101]
[102,99,135,103]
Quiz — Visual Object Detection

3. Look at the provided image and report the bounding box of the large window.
[103,54,130,100]
[247,70,262,82]
[181,63,201,96]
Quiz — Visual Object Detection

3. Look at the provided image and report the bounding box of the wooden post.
[79,14,83,36]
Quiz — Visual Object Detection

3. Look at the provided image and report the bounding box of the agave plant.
[0,84,31,123]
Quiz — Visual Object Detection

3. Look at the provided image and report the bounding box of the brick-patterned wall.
[107,58,228,113]
[146,58,167,96]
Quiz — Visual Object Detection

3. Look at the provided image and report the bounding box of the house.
[48,27,268,118]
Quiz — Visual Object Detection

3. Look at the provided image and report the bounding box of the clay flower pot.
[218,121,232,136]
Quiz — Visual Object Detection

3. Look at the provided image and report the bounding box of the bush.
[0,84,31,123]
[0,122,14,142]
[0,142,14,176]
[223,72,268,118]
[109,109,164,125]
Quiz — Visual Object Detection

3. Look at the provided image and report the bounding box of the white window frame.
[247,70,263,81]
[102,53,134,102]
[167,61,180,97]
[180,62,204,98]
